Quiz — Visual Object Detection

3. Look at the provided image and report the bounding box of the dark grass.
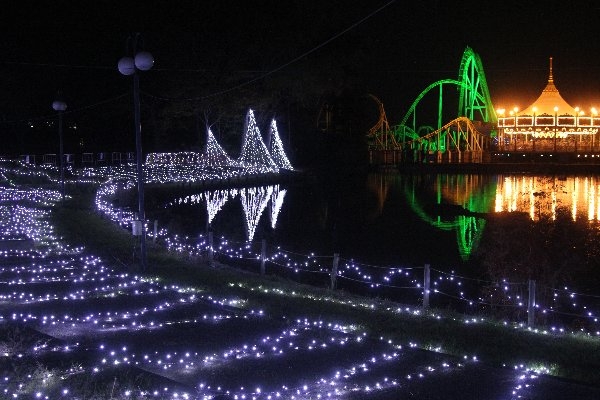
[49,185,600,387]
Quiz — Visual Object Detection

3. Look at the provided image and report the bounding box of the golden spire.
[542,56,558,93]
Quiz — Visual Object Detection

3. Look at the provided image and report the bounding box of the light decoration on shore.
[238,109,278,171]
[145,152,201,165]
[6,107,294,189]
[138,111,290,181]
[200,128,239,168]
[268,119,293,170]
[77,319,481,400]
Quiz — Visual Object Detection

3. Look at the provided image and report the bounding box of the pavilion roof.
[519,58,577,116]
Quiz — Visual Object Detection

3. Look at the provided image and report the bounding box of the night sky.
[2,0,600,158]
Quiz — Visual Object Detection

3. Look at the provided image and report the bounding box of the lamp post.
[118,33,154,272]
[52,95,67,200]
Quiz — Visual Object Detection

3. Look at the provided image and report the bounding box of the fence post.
[330,253,339,290]
[260,239,267,276]
[423,263,431,309]
[153,220,158,243]
[208,231,214,267]
[528,279,536,328]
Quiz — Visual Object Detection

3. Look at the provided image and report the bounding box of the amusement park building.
[496,58,599,153]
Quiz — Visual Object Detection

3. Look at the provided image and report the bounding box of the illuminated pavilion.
[495,58,599,154]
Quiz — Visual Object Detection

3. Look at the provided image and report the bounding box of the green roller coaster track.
[368,48,500,259]
[369,47,497,151]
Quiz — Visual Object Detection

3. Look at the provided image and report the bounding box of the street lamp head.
[52,100,67,111]
[118,56,135,75]
[134,51,154,71]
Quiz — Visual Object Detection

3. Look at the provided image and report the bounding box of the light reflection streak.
[167,185,285,242]
[494,175,600,221]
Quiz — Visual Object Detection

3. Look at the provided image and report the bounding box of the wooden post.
[260,239,267,276]
[528,279,536,328]
[208,231,214,267]
[423,264,431,309]
[330,253,339,290]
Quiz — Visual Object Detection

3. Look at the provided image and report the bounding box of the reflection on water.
[155,171,600,271]
[494,176,600,222]
[374,173,600,263]
[382,174,496,261]
[167,185,287,242]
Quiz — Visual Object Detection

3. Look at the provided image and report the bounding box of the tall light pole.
[118,33,154,272]
[52,95,67,200]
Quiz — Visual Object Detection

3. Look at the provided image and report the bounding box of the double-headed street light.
[52,95,67,200]
[118,33,154,272]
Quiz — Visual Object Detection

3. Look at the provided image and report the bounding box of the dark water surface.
[146,171,600,285]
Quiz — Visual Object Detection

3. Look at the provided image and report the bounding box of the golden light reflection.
[571,178,578,220]
[494,176,600,221]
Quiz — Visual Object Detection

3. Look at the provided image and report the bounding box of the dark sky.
[2,0,600,152]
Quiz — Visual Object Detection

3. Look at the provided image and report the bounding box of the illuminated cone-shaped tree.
[268,119,293,170]
[200,128,238,168]
[238,109,278,170]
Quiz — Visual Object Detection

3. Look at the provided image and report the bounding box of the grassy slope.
[51,186,600,387]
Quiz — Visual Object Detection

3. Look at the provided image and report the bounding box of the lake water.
[145,170,600,287]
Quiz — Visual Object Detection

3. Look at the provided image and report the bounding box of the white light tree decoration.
[240,186,273,241]
[268,119,293,170]
[200,128,239,168]
[238,109,278,171]
[270,184,287,229]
